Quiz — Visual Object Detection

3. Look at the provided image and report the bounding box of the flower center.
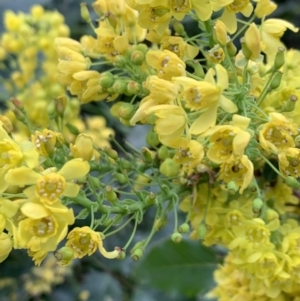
[36,173,66,201]
[29,216,55,237]
[168,0,190,12]
[68,231,96,257]
[227,0,249,13]
[246,226,269,246]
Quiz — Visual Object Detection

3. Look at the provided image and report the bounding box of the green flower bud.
[197,223,207,240]
[80,3,91,22]
[54,246,74,266]
[227,181,239,195]
[103,147,118,160]
[141,147,156,163]
[105,185,118,202]
[114,55,127,68]
[117,250,126,260]
[126,81,141,95]
[125,47,135,59]
[186,60,204,78]
[177,223,190,233]
[136,43,148,53]
[145,114,157,125]
[131,50,145,66]
[131,248,144,261]
[282,95,298,113]
[118,158,132,170]
[252,197,264,214]
[144,192,156,205]
[113,172,128,184]
[130,240,146,254]
[159,158,180,178]
[171,19,185,35]
[89,176,101,188]
[113,79,128,94]
[158,145,169,160]
[274,47,285,70]
[99,72,115,88]
[171,232,182,243]
[118,103,135,120]
[284,176,300,189]
[270,71,282,90]
[146,130,160,147]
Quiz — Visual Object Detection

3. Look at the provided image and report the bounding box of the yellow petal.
[232,114,251,129]
[21,202,48,218]
[221,9,237,34]
[233,131,251,155]
[5,167,41,187]
[192,0,212,21]
[215,64,228,90]
[64,183,80,197]
[20,141,39,169]
[219,95,237,113]
[58,159,90,180]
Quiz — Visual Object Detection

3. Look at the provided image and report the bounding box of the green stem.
[260,154,283,177]
[256,71,276,107]
[232,15,256,42]
[90,205,95,228]
[104,214,135,237]
[123,214,139,250]
[172,195,179,232]
[222,46,240,86]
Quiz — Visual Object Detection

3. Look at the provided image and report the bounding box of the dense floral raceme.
[1,0,300,300]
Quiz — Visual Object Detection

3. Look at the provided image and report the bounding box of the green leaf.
[134,238,218,296]
[76,208,89,219]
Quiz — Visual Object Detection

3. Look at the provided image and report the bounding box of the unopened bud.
[252,197,264,214]
[126,81,141,95]
[13,108,26,123]
[274,47,285,70]
[241,37,252,60]
[159,158,180,178]
[177,223,190,233]
[11,97,24,110]
[158,146,169,160]
[66,123,80,135]
[144,192,156,205]
[171,19,185,35]
[54,246,74,266]
[141,147,155,163]
[284,176,300,189]
[226,41,237,56]
[55,95,67,117]
[113,172,128,184]
[118,158,132,170]
[213,20,227,46]
[146,130,160,147]
[154,217,167,231]
[92,0,107,16]
[282,95,298,112]
[270,71,282,90]
[118,103,135,120]
[131,50,145,66]
[99,72,114,88]
[103,147,118,160]
[105,185,118,202]
[89,176,102,188]
[131,248,144,261]
[227,181,239,195]
[130,240,146,254]
[117,250,126,260]
[171,232,182,243]
[0,116,13,133]
[136,43,148,54]
[113,79,128,94]
[80,3,91,22]
[197,223,207,239]
[114,55,127,68]
[186,60,205,78]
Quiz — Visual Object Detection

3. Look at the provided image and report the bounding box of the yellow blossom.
[254,0,277,18]
[0,233,13,263]
[5,159,90,205]
[259,113,298,154]
[66,226,119,259]
[70,133,97,161]
[278,148,300,178]
[219,154,253,193]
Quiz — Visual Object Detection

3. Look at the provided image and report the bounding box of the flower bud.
[240,37,252,60]
[227,181,239,195]
[131,50,145,66]
[159,158,180,178]
[136,43,148,53]
[113,79,128,94]
[0,233,12,263]
[54,246,74,266]
[157,148,170,163]
[284,176,300,189]
[197,223,207,240]
[226,41,237,56]
[113,172,128,184]
[252,197,264,214]
[141,147,156,163]
[213,20,227,46]
[282,95,298,113]
[0,115,13,133]
[92,0,107,16]
[66,123,80,136]
[118,103,135,120]
[103,147,118,160]
[70,133,94,161]
[178,223,190,233]
[130,240,146,254]
[126,81,141,95]
[244,23,261,61]
[270,71,282,90]
[118,158,132,170]
[117,250,126,260]
[171,232,182,243]
[99,72,114,88]
[114,55,127,68]
[105,185,118,202]
[89,176,102,188]
[11,97,24,110]
[13,107,26,123]
[54,95,67,117]
[131,248,144,261]
[80,3,91,23]
[146,130,160,147]
[154,217,167,231]
[274,47,285,70]
[171,19,185,35]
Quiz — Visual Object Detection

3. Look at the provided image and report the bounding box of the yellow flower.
[0,123,39,192]
[146,49,186,80]
[254,0,277,18]
[18,199,75,265]
[204,114,251,164]
[0,198,19,234]
[221,0,254,34]
[260,18,299,59]
[5,159,90,205]
[174,64,238,135]
[3,10,22,32]
[278,148,300,178]
[66,226,119,259]
[244,23,262,61]
[259,113,298,154]
[219,154,253,193]
[70,134,97,161]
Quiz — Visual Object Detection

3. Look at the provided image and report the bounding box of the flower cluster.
[1,0,300,300]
